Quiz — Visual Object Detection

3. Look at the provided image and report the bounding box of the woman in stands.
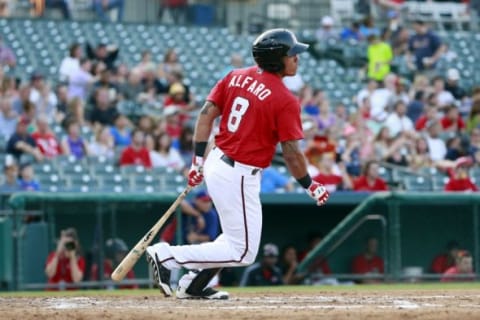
[45,228,85,290]
[61,121,90,160]
[89,126,114,159]
[149,132,184,171]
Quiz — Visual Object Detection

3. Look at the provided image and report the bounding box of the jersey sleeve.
[276,97,304,142]
[206,74,229,111]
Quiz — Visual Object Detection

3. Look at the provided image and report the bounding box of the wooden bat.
[111,186,192,282]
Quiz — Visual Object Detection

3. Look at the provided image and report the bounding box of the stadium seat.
[404,176,433,192]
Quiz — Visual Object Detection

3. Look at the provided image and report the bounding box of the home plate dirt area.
[1,287,480,320]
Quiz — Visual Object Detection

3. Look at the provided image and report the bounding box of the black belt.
[220,154,261,176]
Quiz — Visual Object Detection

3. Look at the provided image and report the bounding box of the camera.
[65,241,76,251]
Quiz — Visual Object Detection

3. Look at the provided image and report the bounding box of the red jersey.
[353,176,388,191]
[90,260,138,289]
[45,252,85,289]
[207,66,304,168]
[31,132,61,158]
[119,146,152,168]
[440,117,465,130]
[352,254,384,274]
[431,254,454,273]
[444,177,478,192]
[415,115,428,131]
[313,173,343,192]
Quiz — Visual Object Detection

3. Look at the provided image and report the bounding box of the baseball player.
[146,28,329,299]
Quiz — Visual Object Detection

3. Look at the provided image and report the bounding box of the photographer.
[45,228,85,290]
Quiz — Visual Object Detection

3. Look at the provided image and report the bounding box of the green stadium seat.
[404,176,433,192]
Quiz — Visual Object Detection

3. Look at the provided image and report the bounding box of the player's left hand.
[306,182,329,206]
[188,156,204,187]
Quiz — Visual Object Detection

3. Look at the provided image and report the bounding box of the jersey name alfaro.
[228,75,272,101]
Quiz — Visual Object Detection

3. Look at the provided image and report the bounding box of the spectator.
[0,0,9,17]
[445,68,467,101]
[158,0,188,24]
[410,136,432,170]
[7,119,43,162]
[425,120,447,162]
[312,100,337,131]
[55,84,69,123]
[0,156,20,193]
[59,43,82,82]
[261,167,293,193]
[93,69,119,102]
[133,50,157,77]
[432,76,455,108]
[220,53,244,78]
[29,73,58,118]
[164,82,195,113]
[407,90,426,124]
[240,243,283,286]
[445,136,464,161]
[119,129,152,168]
[283,73,305,95]
[441,251,475,282]
[181,190,219,245]
[280,245,305,285]
[157,48,183,81]
[316,16,337,41]
[18,163,40,191]
[89,126,114,158]
[30,0,71,19]
[467,100,480,134]
[366,34,393,82]
[359,16,380,38]
[86,42,119,71]
[383,10,409,56]
[407,20,445,72]
[353,160,389,191]
[0,96,18,140]
[340,21,363,42]
[90,238,137,289]
[61,121,89,160]
[163,106,183,139]
[68,58,97,101]
[31,115,61,159]
[11,84,31,115]
[441,105,465,133]
[303,88,326,116]
[415,105,439,132]
[431,240,460,274]
[0,34,15,68]
[312,152,352,192]
[110,114,131,147]
[92,0,125,22]
[444,157,478,192]
[176,125,193,167]
[352,236,384,283]
[89,88,119,126]
[149,132,184,171]
[384,100,414,138]
[45,228,85,290]
[63,97,87,128]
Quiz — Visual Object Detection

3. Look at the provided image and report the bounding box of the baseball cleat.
[145,247,172,297]
[176,285,229,300]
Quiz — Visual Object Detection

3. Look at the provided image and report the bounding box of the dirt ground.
[2,289,480,320]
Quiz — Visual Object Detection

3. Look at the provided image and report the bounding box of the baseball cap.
[321,16,334,27]
[447,68,460,81]
[169,83,186,95]
[195,190,211,202]
[263,243,279,257]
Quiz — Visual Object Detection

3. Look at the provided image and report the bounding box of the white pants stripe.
[152,147,262,270]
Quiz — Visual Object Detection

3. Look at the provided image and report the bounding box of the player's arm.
[281,140,329,206]
[187,101,221,188]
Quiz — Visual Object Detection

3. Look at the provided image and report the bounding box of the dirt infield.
[2,287,480,320]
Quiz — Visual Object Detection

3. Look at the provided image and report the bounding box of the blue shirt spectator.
[408,21,443,71]
[18,164,40,191]
[261,167,292,193]
[340,22,363,41]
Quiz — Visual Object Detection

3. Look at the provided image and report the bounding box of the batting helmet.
[252,29,309,73]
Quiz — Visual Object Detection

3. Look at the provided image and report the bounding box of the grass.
[2,282,480,298]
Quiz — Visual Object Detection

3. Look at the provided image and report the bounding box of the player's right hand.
[306,182,329,206]
[188,156,204,187]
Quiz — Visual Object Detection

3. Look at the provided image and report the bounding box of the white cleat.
[176,285,229,300]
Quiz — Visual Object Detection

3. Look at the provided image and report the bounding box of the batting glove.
[306,182,329,206]
[188,156,204,187]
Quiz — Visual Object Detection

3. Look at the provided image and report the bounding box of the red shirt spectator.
[353,176,388,191]
[352,237,384,283]
[445,158,477,192]
[119,129,152,168]
[32,131,61,158]
[415,114,428,131]
[431,254,455,274]
[440,106,465,131]
[45,252,86,288]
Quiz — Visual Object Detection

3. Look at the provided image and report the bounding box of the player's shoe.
[176,270,229,300]
[145,246,172,297]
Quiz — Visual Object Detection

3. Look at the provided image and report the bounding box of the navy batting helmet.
[252,29,309,73]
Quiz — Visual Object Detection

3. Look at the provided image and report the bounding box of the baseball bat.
[111,186,192,282]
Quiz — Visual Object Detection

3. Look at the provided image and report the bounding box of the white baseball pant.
[150,147,262,270]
